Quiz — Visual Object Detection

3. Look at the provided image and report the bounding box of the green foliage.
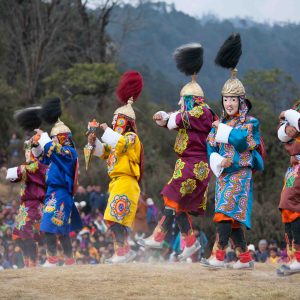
[244,69,300,113]
[43,63,119,100]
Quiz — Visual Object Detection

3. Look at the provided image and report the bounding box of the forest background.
[0,0,300,245]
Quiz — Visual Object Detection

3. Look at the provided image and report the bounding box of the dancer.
[33,98,82,267]
[6,138,47,267]
[204,33,264,269]
[86,71,143,263]
[277,102,300,276]
[139,43,214,261]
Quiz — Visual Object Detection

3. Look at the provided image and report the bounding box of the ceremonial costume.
[86,71,143,263]
[277,101,300,275]
[204,34,264,269]
[39,118,82,266]
[139,43,214,261]
[6,140,47,267]
[14,98,82,267]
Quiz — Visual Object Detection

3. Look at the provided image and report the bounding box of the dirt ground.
[0,263,299,300]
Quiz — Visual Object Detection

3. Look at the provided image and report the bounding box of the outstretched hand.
[153,112,163,121]
[221,158,232,168]
[99,123,108,131]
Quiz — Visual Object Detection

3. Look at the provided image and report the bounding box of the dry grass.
[0,263,299,300]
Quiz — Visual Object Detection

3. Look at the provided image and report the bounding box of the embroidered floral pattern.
[180,179,197,197]
[15,204,29,230]
[193,161,209,181]
[189,105,204,118]
[107,150,117,173]
[51,202,65,227]
[110,194,131,221]
[174,129,188,155]
[25,161,39,173]
[173,159,185,179]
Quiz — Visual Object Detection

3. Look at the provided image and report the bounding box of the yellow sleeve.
[100,143,112,160]
[115,132,141,163]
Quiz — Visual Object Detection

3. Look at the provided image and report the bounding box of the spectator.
[89,186,107,214]
[255,239,269,262]
[146,197,158,232]
[267,247,280,264]
[74,186,90,213]
[8,133,21,165]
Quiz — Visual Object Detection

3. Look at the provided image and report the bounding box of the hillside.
[107,2,300,102]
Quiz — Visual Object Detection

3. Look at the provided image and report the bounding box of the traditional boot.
[137,224,166,248]
[287,250,300,271]
[204,249,226,268]
[178,232,200,261]
[231,250,254,270]
[138,207,175,248]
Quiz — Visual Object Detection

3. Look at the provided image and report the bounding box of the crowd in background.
[0,185,291,269]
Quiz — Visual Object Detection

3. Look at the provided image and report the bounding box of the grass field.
[0,263,299,300]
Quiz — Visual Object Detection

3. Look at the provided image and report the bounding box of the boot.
[178,234,201,261]
[202,249,225,268]
[137,225,165,249]
[231,251,254,270]
[105,246,136,264]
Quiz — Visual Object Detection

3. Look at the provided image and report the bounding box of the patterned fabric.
[162,101,214,214]
[174,129,189,155]
[207,98,263,228]
[40,139,82,234]
[193,161,209,181]
[215,169,253,228]
[110,194,131,221]
[180,179,197,197]
[41,187,82,234]
[13,201,43,241]
[104,176,139,227]
[10,160,47,241]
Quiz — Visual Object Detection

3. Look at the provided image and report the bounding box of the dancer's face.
[112,114,118,127]
[223,96,239,116]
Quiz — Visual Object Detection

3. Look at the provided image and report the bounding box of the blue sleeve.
[228,118,260,152]
[44,142,76,177]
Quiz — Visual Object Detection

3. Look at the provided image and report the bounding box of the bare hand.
[285,125,298,138]
[34,128,44,136]
[212,120,220,128]
[279,111,286,120]
[153,112,163,121]
[99,123,108,131]
[88,132,96,145]
[221,158,232,168]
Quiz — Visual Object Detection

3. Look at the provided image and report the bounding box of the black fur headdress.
[215,33,242,69]
[14,97,62,131]
[173,43,204,76]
